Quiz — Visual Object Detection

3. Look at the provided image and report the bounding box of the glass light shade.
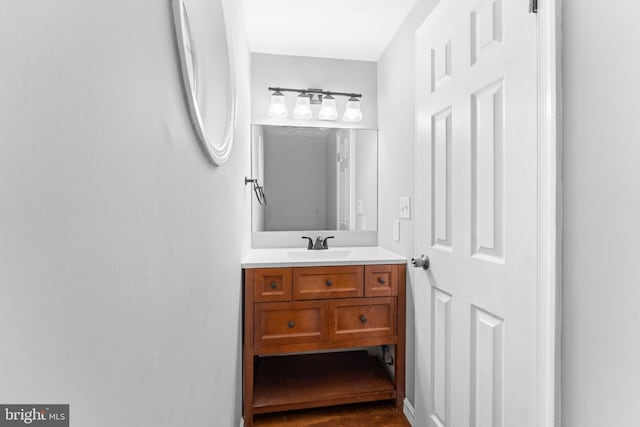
[318,95,338,121]
[268,91,288,119]
[293,94,313,120]
[343,97,363,122]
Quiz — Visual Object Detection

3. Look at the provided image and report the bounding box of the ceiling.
[241,0,420,62]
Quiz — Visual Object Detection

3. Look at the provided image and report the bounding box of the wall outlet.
[356,200,363,215]
[393,220,400,241]
[400,197,411,219]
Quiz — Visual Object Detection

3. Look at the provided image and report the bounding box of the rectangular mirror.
[251,124,378,232]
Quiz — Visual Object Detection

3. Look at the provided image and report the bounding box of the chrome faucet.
[301,236,335,250]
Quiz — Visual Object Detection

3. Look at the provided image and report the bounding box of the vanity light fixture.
[293,92,313,120]
[309,93,323,105]
[267,89,288,119]
[318,94,338,121]
[267,87,362,122]
[343,96,363,123]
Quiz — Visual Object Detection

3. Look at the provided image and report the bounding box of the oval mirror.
[172,0,237,166]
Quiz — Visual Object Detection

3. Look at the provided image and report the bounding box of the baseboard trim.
[239,417,244,427]
[403,398,415,426]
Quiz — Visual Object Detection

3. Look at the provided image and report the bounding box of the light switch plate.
[393,220,400,241]
[399,197,411,219]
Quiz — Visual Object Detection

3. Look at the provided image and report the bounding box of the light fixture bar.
[268,87,362,99]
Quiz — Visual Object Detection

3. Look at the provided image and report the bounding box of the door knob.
[411,254,430,270]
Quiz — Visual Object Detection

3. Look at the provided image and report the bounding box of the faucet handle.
[301,236,314,250]
[322,236,335,249]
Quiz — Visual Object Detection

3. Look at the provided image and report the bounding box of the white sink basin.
[242,246,407,268]
[285,250,352,260]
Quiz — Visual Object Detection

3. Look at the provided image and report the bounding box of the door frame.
[412,0,562,426]
[535,1,562,426]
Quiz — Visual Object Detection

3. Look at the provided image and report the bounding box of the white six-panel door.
[414,0,538,426]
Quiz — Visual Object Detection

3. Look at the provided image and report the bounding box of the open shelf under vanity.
[253,350,396,414]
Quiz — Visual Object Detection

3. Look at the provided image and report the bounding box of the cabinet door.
[292,266,364,300]
[329,297,397,342]
[254,301,328,352]
[253,268,292,302]
[365,264,399,297]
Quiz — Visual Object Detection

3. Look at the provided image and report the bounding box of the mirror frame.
[172,0,237,166]
[250,124,379,248]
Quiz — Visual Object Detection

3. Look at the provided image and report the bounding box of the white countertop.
[241,246,407,268]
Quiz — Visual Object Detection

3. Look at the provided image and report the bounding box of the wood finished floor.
[252,401,411,427]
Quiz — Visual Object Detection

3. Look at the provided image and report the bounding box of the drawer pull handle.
[359,315,367,324]
[270,281,277,289]
[325,280,333,287]
[288,321,295,329]
[377,277,386,285]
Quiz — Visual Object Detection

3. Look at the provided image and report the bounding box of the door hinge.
[529,0,538,13]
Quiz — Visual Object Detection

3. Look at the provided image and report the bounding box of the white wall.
[0,1,251,426]
[562,1,640,426]
[251,53,378,129]
[377,0,441,407]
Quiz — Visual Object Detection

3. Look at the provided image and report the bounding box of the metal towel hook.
[245,177,267,206]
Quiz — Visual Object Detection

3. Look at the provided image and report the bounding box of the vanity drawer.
[253,268,292,302]
[292,266,364,300]
[254,301,328,351]
[365,265,399,297]
[329,297,397,342]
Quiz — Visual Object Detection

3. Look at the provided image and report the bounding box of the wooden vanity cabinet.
[242,264,406,426]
